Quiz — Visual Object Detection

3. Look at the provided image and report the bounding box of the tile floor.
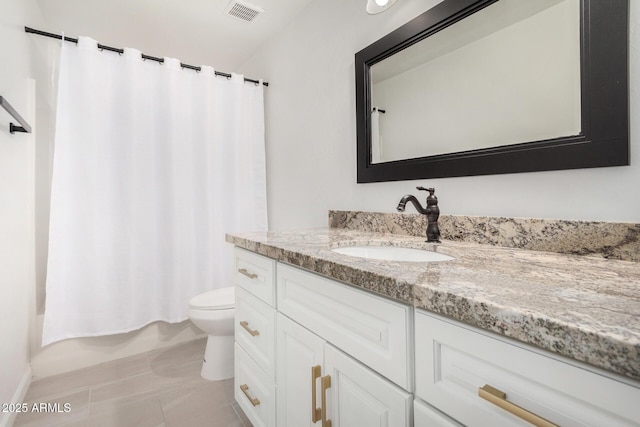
[14,338,252,427]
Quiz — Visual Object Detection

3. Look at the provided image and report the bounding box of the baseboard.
[0,365,32,427]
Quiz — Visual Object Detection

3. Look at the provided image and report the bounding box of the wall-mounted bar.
[25,26,269,87]
[0,96,32,134]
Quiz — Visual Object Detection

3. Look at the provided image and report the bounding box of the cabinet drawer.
[234,343,276,427]
[277,263,412,390]
[415,310,640,427]
[235,286,276,377]
[233,248,276,306]
[414,398,462,427]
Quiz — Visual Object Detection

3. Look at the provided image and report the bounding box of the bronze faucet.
[397,187,441,243]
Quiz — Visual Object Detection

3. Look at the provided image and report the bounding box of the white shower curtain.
[43,37,267,346]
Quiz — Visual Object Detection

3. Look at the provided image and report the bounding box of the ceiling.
[35,0,315,72]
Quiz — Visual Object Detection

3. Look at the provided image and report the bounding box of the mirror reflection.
[369,0,581,164]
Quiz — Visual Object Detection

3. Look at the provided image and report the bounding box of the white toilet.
[188,286,235,381]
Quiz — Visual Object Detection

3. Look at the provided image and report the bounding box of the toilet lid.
[189,287,235,310]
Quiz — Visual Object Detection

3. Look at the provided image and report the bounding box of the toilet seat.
[189,287,235,310]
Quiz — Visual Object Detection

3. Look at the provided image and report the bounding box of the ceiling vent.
[225,0,264,23]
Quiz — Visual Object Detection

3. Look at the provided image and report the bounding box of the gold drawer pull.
[311,365,322,422]
[321,374,332,427]
[240,384,260,407]
[238,268,258,279]
[478,384,558,427]
[239,321,260,336]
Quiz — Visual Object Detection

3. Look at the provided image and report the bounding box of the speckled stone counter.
[329,210,640,262]
[226,228,640,382]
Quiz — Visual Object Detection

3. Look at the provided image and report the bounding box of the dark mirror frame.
[355,0,629,183]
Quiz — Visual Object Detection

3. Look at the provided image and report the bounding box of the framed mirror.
[355,0,629,183]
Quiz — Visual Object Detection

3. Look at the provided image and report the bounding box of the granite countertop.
[226,228,640,382]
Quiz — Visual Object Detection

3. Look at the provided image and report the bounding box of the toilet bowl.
[188,286,235,381]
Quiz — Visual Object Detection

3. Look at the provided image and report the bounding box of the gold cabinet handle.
[239,321,260,337]
[311,365,322,422]
[238,268,258,279]
[321,375,332,427]
[240,384,261,407]
[478,385,558,427]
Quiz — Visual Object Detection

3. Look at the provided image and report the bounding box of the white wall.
[239,0,640,230]
[0,0,43,424]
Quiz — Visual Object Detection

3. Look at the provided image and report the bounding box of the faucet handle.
[418,186,439,208]
[416,186,435,194]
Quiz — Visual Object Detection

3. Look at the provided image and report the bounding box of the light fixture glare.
[366,0,397,15]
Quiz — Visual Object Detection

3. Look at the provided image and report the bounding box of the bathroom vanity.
[228,224,640,426]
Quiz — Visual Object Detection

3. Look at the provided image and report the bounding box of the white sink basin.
[331,245,454,262]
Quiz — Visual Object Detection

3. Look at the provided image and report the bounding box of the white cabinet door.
[276,313,325,427]
[277,312,412,427]
[324,344,412,427]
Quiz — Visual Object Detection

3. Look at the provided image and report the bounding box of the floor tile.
[89,370,186,404]
[147,338,206,367]
[159,378,234,416]
[25,353,149,402]
[147,338,207,381]
[13,389,90,427]
[221,378,235,405]
[163,401,244,427]
[232,402,253,427]
[149,353,205,381]
[17,339,247,426]
[67,393,165,427]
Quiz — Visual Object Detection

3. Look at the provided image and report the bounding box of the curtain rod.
[25,26,269,87]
